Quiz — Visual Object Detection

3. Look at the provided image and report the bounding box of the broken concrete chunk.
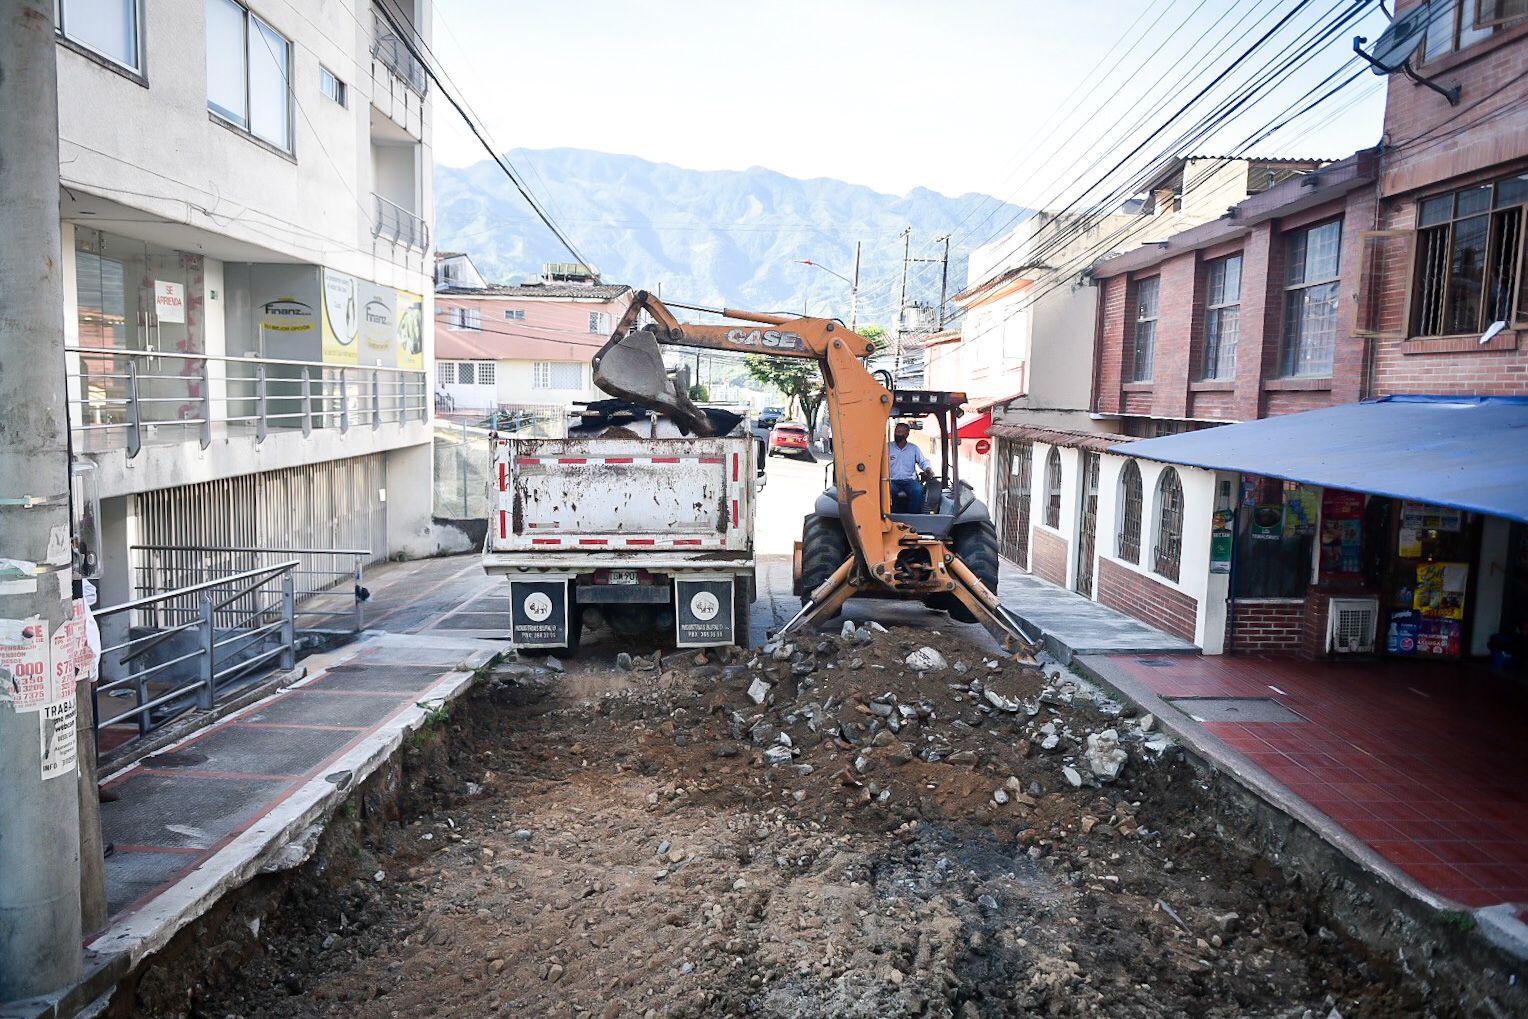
[984,689,1021,712]
[905,647,948,672]
[1138,713,1155,732]
[1085,729,1127,782]
[747,678,773,705]
[1062,766,1084,788]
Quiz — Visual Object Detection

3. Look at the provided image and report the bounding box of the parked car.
[768,421,811,457]
[756,406,785,429]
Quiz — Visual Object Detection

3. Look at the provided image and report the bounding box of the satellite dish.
[1353,0,1460,105]
[1360,0,1433,73]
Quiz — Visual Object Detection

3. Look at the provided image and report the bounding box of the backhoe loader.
[592,292,1036,654]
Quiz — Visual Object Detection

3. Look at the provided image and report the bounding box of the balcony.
[67,346,429,495]
[371,10,428,96]
[373,193,430,252]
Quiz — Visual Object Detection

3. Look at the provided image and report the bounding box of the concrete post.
[0,0,85,998]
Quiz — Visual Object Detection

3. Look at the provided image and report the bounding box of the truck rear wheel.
[799,514,850,616]
[939,520,1000,623]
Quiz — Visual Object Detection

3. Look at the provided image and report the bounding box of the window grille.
[456,362,475,385]
[1153,467,1184,582]
[476,361,496,386]
[1413,174,1528,336]
[1044,447,1062,528]
[1117,460,1143,564]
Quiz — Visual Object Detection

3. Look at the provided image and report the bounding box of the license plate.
[609,569,639,585]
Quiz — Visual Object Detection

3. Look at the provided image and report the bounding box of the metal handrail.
[95,560,299,620]
[371,10,428,95]
[68,345,427,375]
[372,192,430,251]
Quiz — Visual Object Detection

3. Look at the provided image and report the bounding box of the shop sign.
[1249,503,1283,541]
[396,290,424,371]
[1413,561,1468,620]
[1209,509,1232,574]
[154,280,186,324]
[321,269,360,366]
[1283,488,1319,537]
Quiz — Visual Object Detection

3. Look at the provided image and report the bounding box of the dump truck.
[482,425,761,653]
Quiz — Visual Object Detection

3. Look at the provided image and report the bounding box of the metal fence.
[93,560,299,749]
[433,407,565,519]
[66,346,428,458]
[130,545,370,634]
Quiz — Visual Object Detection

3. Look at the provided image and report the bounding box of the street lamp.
[794,241,861,330]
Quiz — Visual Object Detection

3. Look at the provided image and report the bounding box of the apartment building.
[1035,0,1528,659]
[434,253,632,412]
[56,0,437,625]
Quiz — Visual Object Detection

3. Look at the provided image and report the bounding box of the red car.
[768,421,810,456]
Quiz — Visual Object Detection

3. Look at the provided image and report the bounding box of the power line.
[370,0,594,271]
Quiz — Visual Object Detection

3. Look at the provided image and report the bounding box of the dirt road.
[132,621,1458,1018]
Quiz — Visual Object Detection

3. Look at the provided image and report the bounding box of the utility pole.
[849,240,861,332]
[896,228,910,377]
[937,234,951,330]
[0,0,84,1000]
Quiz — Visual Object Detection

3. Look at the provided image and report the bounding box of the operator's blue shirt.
[888,440,930,480]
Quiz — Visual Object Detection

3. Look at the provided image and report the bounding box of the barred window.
[1117,460,1143,564]
[589,311,610,334]
[1413,173,1528,337]
[1153,467,1184,582]
[1203,254,1242,379]
[534,361,583,389]
[456,362,475,385]
[476,361,496,386]
[1280,220,1341,377]
[1044,447,1062,528]
[437,361,454,386]
[1130,277,1160,381]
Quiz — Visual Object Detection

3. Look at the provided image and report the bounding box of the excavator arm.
[592,291,1037,656]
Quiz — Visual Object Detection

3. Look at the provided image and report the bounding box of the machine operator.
[888,422,931,514]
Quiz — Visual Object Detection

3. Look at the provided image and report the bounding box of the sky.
[429,0,1393,207]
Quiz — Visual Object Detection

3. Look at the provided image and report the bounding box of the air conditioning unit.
[1327,597,1379,654]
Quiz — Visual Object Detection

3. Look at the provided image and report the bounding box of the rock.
[513,829,533,841]
[871,729,895,746]
[848,656,865,669]
[868,621,888,633]
[1080,815,1098,834]
[373,869,385,882]
[764,745,794,765]
[654,869,669,881]
[712,744,739,758]
[770,642,795,661]
[977,893,999,912]
[946,749,979,766]
[747,678,773,705]
[840,620,857,639]
[544,656,565,674]
[1138,713,1155,732]
[906,647,948,672]
[953,661,968,674]
[657,840,671,856]
[883,741,915,765]
[984,689,1021,712]
[667,849,685,864]
[1062,766,1084,788]
[1040,734,1060,752]
[993,789,1010,805]
[1213,911,1241,934]
[679,961,695,975]
[1143,734,1172,755]
[616,652,634,671]
[867,701,893,717]
[1084,729,1127,781]
[465,781,483,797]
[547,963,565,983]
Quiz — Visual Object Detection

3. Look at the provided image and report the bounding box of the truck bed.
[483,436,754,571]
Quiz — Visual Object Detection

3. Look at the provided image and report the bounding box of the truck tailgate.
[489,436,752,555]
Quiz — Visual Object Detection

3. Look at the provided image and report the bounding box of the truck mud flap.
[508,576,572,649]
[674,574,735,648]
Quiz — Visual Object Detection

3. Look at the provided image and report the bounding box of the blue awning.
[1110,396,1528,524]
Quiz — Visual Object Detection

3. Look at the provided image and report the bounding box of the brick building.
[1070,0,1528,660]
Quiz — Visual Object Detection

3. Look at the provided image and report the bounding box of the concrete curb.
[2,643,504,1019]
[1068,653,1528,966]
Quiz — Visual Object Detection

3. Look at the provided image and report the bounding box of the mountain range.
[433,148,1030,328]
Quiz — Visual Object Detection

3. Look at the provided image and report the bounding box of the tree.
[742,324,889,434]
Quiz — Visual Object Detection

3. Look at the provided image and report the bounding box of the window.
[207,0,292,152]
[1412,174,1528,336]
[56,0,141,72]
[1153,467,1184,582]
[320,66,347,107]
[1202,255,1242,379]
[1423,0,1522,60]
[1117,460,1143,564]
[589,311,610,334]
[504,309,526,321]
[1130,277,1159,381]
[1280,220,1342,377]
[1043,447,1062,528]
[437,362,454,386]
[456,362,475,385]
[446,306,481,331]
[534,362,583,389]
[476,361,496,386]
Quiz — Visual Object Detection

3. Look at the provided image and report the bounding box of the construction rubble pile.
[163,623,1436,1019]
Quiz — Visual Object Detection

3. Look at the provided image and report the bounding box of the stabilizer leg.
[770,557,856,643]
[947,557,1040,661]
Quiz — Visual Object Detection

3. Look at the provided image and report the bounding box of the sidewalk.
[1079,651,1528,915]
[996,559,1197,660]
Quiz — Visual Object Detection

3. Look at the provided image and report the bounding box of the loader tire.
[941,520,1000,624]
[798,514,850,617]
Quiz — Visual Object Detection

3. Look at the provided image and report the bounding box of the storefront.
[1117,396,1528,665]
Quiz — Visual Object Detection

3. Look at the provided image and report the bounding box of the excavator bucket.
[592,325,714,436]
